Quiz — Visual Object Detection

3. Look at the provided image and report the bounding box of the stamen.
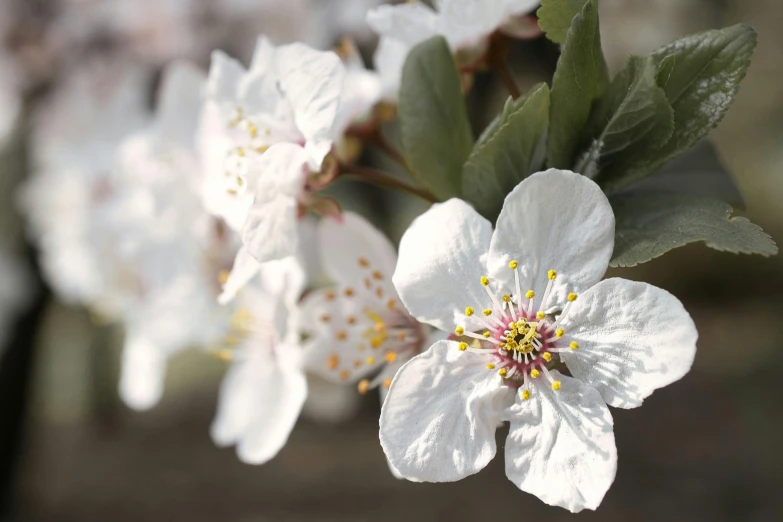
[538,269,556,312]
[358,379,370,395]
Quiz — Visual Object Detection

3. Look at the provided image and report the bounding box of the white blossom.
[382,169,698,512]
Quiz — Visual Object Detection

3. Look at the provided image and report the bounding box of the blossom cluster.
[13,0,775,514]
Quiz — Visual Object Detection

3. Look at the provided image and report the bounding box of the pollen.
[530,369,540,378]
[218,270,230,285]
[385,352,397,363]
[346,316,357,325]
[336,330,347,341]
[327,354,339,370]
[358,257,369,267]
[358,379,370,395]
[525,290,535,299]
[498,368,508,377]
[366,357,376,365]
[521,389,531,400]
[482,309,492,316]
[465,307,475,316]
[344,287,355,297]
[371,338,383,348]
[536,311,545,320]
[552,381,562,391]
[542,352,552,362]
[502,294,511,303]
[482,331,491,338]
[372,271,383,280]
[455,326,465,335]
[570,341,579,350]
[383,378,393,389]
[387,299,396,309]
[458,342,468,351]
[486,363,496,370]
[339,370,350,381]
[568,293,578,302]
[556,328,564,338]
[375,287,384,298]
[509,260,518,269]
[548,270,557,280]
[480,276,489,286]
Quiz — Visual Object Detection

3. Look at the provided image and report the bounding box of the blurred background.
[0,0,781,520]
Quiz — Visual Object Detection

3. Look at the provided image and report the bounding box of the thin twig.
[340,164,438,203]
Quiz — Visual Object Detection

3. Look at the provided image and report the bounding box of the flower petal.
[367,3,439,48]
[379,340,514,482]
[373,37,409,101]
[393,199,492,332]
[241,143,308,264]
[561,278,698,409]
[206,50,245,106]
[219,246,260,305]
[504,372,617,513]
[320,211,398,289]
[274,44,345,166]
[119,334,168,411]
[487,170,615,309]
[211,346,307,465]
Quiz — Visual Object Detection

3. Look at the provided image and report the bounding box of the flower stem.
[488,33,520,100]
[339,164,438,203]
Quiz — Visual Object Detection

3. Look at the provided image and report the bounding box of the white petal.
[219,246,260,305]
[119,334,168,411]
[320,211,398,288]
[561,278,698,409]
[373,37,409,101]
[367,3,439,47]
[274,44,345,166]
[379,340,514,482]
[155,60,205,147]
[241,143,308,264]
[487,170,615,308]
[393,199,493,332]
[504,372,617,513]
[206,50,245,105]
[211,346,307,465]
[438,0,507,48]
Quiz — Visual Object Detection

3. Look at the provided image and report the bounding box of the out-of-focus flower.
[199,37,380,303]
[368,0,540,99]
[211,256,308,465]
[301,212,428,400]
[0,51,22,145]
[381,170,698,512]
[20,59,150,317]
[0,248,33,351]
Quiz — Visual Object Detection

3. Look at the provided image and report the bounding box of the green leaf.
[610,192,777,267]
[631,140,744,209]
[649,25,757,176]
[462,84,550,220]
[580,56,674,187]
[537,0,589,45]
[547,0,608,170]
[398,36,473,200]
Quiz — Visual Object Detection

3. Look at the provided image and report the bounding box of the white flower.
[198,37,347,301]
[368,0,540,99]
[211,256,308,465]
[382,169,698,512]
[301,212,429,400]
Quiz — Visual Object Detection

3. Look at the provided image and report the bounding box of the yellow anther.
[525,290,535,299]
[383,378,393,389]
[214,349,233,362]
[218,270,230,285]
[542,352,552,362]
[502,294,511,303]
[371,338,383,348]
[482,309,492,316]
[509,260,519,269]
[482,331,491,338]
[327,354,340,370]
[548,270,557,280]
[570,341,579,350]
[358,379,370,395]
[458,342,468,351]
[568,293,578,302]
[486,363,496,370]
[552,381,562,391]
[522,389,531,400]
[385,352,397,363]
[387,299,396,309]
[530,369,540,379]
[366,357,376,365]
[556,328,565,338]
[397,331,407,342]
[465,307,475,316]
[344,287,355,297]
[376,287,384,298]
[347,316,357,325]
[372,271,383,280]
[336,331,347,341]
[516,320,526,328]
[455,326,465,335]
[480,276,489,286]
[320,314,331,323]
[247,121,258,138]
[536,311,545,320]
[498,368,508,377]
[358,257,369,267]
[339,370,350,381]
